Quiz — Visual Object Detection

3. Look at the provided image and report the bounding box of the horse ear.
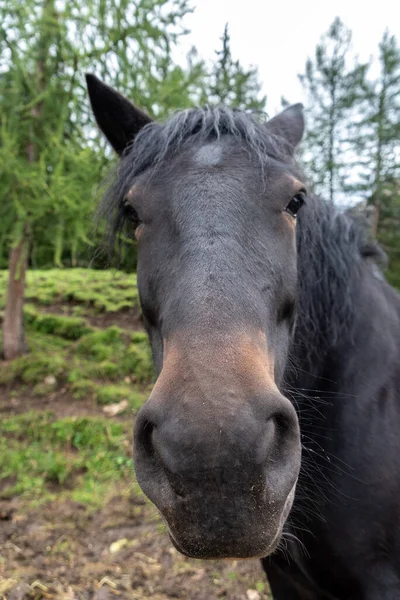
[265,103,305,154]
[85,74,153,155]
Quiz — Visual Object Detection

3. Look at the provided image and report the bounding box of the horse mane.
[98,106,386,367]
[294,197,386,368]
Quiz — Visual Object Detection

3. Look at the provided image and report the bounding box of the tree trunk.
[2,234,29,360]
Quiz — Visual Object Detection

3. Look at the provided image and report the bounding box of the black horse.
[87,74,400,599]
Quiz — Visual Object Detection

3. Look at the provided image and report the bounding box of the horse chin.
[166,480,297,560]
[167,525,284,560]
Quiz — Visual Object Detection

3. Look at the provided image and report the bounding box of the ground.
[0,270,270,600]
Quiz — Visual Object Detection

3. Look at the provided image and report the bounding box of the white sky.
[175,0,399,113]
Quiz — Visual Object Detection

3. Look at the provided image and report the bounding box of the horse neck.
[289,266,400,427]
[287,203,400,403]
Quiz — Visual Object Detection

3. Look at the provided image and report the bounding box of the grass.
[0,326,153,406]
[0,268,153,506]
[0,269,140,313]
[0,270,154,406]
[24,303,92,340]
[0,411,135,506]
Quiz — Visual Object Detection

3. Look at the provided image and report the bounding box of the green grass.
[0,411,134,505]
[0,327,153,402]
[0,269,140,313]
[0,281,154,404]
[0,268,153,507]
[24,303,92,339]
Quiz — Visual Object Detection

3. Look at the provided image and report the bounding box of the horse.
[86,74,400,599]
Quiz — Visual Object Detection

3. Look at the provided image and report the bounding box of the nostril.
[273,411,294,437]
[137,419,156,458]
[134,413,187,502]
[266,405,300,473]
[134,414,167,497]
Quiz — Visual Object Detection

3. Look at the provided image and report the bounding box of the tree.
[202,24,266,111]
[299,18,368,202]
[0,0,203,359]
[0,0,61,358]
[349,31,400,234]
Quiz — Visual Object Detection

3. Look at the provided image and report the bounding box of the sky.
[174,0,399,114]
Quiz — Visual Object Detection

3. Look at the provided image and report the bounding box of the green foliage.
[25,305,92,339]
[374,179,400,286]
[0,350,67,385]
[349,32,400,198]
[0,269,152,509]
[0,325,153,392]
[76,326,154,384]
[70,378,97,400]
[296,20,399,286]
[298,18,369,202]
[0,0,198,267]
[0,411,132,501]
[96,384,145,409]
[201,24,266,111]
[0,268,154,391]
[0,269,139,312]
[0,2,266,276]
[76,326,124,360]
[348,31,400,257]
[32,380,58,396]
[122,341,154,384]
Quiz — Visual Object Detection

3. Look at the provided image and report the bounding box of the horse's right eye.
[285,192,306,218]
[277,298,296,325]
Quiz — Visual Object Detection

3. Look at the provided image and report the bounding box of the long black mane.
[100,106,385,368]
[295,199,385,369]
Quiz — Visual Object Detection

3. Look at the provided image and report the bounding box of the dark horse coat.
[264,203,400,599]
[86,75,400,600]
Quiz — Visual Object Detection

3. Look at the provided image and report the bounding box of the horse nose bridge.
[158,328,278,396]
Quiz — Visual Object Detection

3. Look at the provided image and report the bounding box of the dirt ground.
[0,394,270,600]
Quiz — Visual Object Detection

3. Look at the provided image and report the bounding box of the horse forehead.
[193,141,224,167]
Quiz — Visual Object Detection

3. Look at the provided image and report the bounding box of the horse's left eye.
[123,202,142,230]
[285,192,306,218]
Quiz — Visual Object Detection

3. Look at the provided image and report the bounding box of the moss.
[0,365,14,385]
[0,412,131,501]
[25,306,92,340]
[19,269,140,314]
[67,367,87,384]
[70,379,97,400]
[32,381,57,396]
[129,389,148,411]
[121,342,154,383]
[22,353,66,384]
[86,360,121,380]
[76,327,124,360]
[0,351,67,385]
[96,384,133,405]
[131,331,148,343]
[95,384,147,410]
[28,329,71,351]
[0,269,155,508]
